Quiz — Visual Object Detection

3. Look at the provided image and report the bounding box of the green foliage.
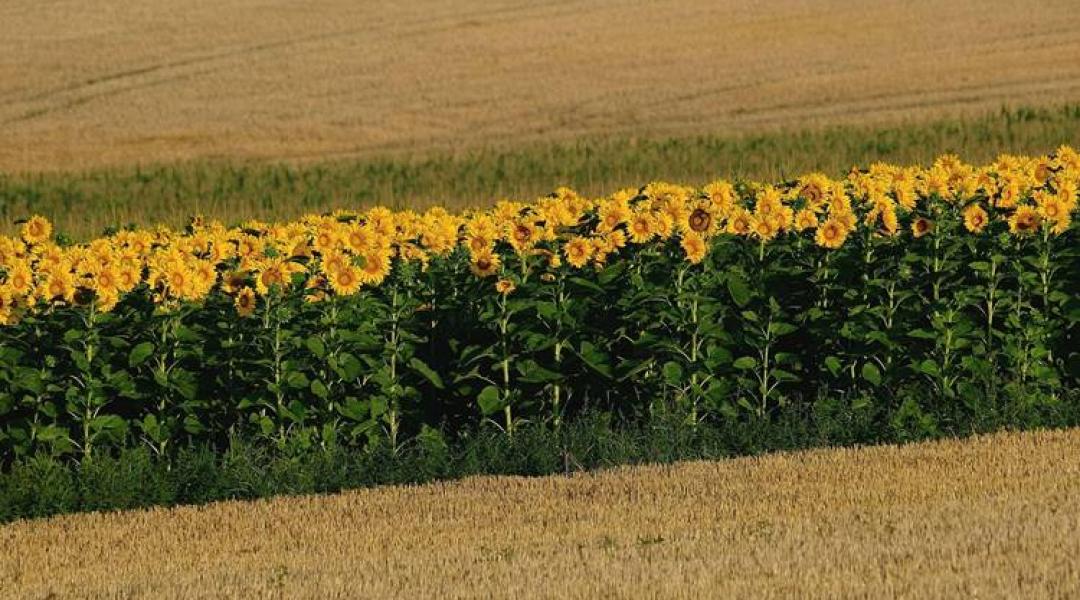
[3,104,1079,240]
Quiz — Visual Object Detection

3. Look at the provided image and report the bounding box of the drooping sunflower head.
[495,278,516,295]
[235,286,257,317]
[507,220,539,254]
[469,250,501,278]
[680,232,708,265]
[1008,205,1041,235]
[255,260,289,296]
[911,217,934,239]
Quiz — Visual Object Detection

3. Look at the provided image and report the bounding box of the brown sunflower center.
[688,209,712,233]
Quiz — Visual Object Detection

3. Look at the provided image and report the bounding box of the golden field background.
[2,0,1080,172]
[2,429,1079,598]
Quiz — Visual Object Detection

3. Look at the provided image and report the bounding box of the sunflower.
[563,236,594,268]
[327,265,362,296]
[1036,195,1067,222]
[962,203,989,234]
[881,208,899,236]
[750,215,779,241]
[117,263,142,292]
[255,259,291,296]
[91,266,120,298]
[796,174,830,210]
[235,286,257,317]
[814,219,849,249]
[681,232,708,264]
[685,204,718,237]
[320,250,350,278]
[222,270,248,295]
[725,209,752,236]
[703,180,736,217]
[38,270,76,304]
[312,225,341,254]
[469,250,501,278]
[1008,205,1040,235]
[21,216,53,246]
[236,235,263,260]
[358,247,392,286]
[597,199,631,232]
[507,220,540,254]
[628,212,655,244]
[794,209,818,232]
[911,217,934,239]
[0,285,15,325]
[305,274,328,303]
[165,263,194,298]
[5,262,33,296]
[344,223,375,254]
[495,278,516,295]
[466,233,493,256]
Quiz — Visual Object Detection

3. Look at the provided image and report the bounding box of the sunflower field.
[0,148,1078,462]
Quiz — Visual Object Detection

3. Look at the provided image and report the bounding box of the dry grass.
[2,0,1080,172]
[2,429,1079,598]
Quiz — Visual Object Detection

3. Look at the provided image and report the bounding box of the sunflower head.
[563,236,594,269]
[911,217,934,239]
[235,286,257,317]
[680,232,708,264]
[962,203,989,234]
[1008,205,1041,235]
[469,250,501,278]
[358,247,392,286]
[495,278,516,295]
[21,216,53,246]
[815,219,849,249]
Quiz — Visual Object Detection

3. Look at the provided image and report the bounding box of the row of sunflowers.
[0,148,1077,460]
[1,147,1078,325]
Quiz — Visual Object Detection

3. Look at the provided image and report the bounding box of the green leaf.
[662,361,684,386]
[918,360,940,377]
[518,360,563,384]
[311,379,330,400]
[576,342,613,378]
[733,356,758,370]
[286,371,310,389]
[770,322,798,336]
[727,274,752,307]
[408,357,444,389]
[306,337,327,359]
[128,342,155,368]
[477,385,503,415]
[823,356,842,377]
[861,363,882,387]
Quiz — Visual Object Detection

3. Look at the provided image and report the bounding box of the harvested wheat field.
[2,429,1079,598]
[2,0,1080,172]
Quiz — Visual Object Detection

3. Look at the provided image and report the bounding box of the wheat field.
[2,0,1080,172]
[2,429,1078,598]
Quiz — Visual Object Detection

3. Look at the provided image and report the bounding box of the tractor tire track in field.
[1,0,1079,171]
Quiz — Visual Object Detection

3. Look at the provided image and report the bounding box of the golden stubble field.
[2,0,1080,172]
[2,428,1079,598]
